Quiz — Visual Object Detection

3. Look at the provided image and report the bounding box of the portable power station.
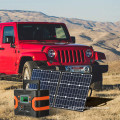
[14,80,49,117]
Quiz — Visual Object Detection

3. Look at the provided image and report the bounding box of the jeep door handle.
[0,48,4,50]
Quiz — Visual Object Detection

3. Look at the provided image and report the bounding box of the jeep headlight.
[86,49,92,57]
[48,49,55,58]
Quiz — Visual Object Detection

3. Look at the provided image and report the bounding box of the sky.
[0,0,120,22]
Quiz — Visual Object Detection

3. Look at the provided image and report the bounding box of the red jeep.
[0,22,108,90]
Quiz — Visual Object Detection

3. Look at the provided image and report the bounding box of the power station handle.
[32,96,49,111]
[14,96,18,109]
[23,80,40,90]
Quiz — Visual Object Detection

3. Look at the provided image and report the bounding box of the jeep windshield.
[18,24,70,41]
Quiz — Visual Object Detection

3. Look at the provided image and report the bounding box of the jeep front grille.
[57,50,85,63]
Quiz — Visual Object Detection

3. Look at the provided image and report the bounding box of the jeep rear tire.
[22,61,38,80]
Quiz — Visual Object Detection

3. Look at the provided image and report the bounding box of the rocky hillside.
[0,10,120,61]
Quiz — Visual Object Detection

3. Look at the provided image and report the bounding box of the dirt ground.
[0,61,120,120]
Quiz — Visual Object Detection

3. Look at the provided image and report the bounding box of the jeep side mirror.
[5,36,15,48]
[71,36,76,43]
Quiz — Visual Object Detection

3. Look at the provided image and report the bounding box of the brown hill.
[0,10,120,61]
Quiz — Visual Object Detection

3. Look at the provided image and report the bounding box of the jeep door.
[0,24,17,74]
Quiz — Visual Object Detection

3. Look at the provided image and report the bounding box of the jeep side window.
[3,26,14,43]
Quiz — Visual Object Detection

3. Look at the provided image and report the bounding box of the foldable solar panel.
[54,72,92,111]
[31,69,61,106]
[31,69,92,111]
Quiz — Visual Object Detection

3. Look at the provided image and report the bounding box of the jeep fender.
[17,52,47,74]
[94,51,106,60]
[20,52,47,61]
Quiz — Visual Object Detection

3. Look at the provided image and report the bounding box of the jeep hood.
[19,42,93,51]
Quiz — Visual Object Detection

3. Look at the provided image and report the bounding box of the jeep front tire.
[22,61,37,80]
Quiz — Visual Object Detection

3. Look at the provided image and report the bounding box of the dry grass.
[0,61,120,120]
